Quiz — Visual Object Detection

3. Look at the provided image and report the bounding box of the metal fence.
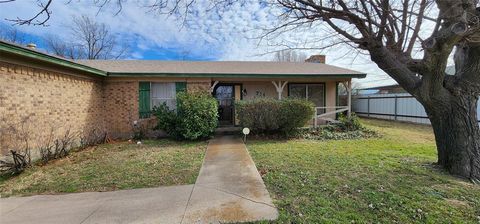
[352,93,480,124]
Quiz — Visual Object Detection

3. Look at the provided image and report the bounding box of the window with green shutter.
[139,82,186,118]
[139,82,151,118]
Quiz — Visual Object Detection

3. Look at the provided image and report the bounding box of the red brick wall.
[187,81,210,93]
[0,62,216,156]
[103,81,139,139]
[0,61,105,156]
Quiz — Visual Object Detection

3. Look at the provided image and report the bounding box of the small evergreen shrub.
[337,113,362,131]
[153,92,218,140]
[236,98,315,135]
[152,103,177,137]
[280,99,317,132]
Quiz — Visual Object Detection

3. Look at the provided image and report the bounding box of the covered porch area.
[206,78,354,127]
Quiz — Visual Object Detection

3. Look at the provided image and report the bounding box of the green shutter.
[139,82,151,118]
[175,82,187,113]
[175,82,187,93]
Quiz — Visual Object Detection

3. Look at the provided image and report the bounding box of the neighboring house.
[357,65,456,95]
[357,84,407,95]
[0,40,365,153]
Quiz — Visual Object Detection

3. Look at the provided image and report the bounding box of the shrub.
[337,113,362,131]
[152,103,177,137]
[0,116,32,175]
[236,98,315,135]
[296,113,378,140]
[39,129,76,164]
[79,128,106,148]
[298,125,378,140]
[153,92,218,140]
[235,98,282,131]
[280,99,317,132]
[0,150,30,175]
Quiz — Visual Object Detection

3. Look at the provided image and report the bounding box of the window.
[139,82,185,119]
[289,83,325,107]
[151,82,177,110]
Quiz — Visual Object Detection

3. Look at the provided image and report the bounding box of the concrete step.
[215,126,242,135]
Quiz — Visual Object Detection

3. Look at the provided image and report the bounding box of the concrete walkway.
[182,135,278,223]
[1,185,194,223]
[0,136,277,224]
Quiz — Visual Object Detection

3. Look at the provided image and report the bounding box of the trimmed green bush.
[153,103,178,137]
[236,98,315,135]
[153,92,218,140]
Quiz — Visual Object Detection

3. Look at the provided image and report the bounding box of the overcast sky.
[0,0,400,88]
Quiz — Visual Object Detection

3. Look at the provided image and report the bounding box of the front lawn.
[0,140,206,197]
[249,118,480,223]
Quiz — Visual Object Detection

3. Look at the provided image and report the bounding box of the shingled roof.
[0,40,107,77]
[1,40,365,78]
[76,60,366,78]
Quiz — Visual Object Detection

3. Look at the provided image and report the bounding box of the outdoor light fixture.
[242,127,250,143]
[242,88,248,96]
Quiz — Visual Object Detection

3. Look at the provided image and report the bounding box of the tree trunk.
[424,93,480,182]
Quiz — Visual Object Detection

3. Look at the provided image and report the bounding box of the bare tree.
[71,15,126,59]
[44,15,127,59]
[43,35,85,59]
[0,26,27,44]
[272,49,307,62]
[1,0,53,26]
[271,0,480,182]
[338,81,361,96]
[2,0,479,181]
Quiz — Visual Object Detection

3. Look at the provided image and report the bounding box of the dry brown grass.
[0,139,206,197]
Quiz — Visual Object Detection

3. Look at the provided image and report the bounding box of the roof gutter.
[0,42,107,77]
[108,72,367,79]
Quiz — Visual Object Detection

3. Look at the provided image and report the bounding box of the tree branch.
[3,0,52,26]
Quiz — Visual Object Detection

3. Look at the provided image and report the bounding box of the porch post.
[347,80,352,117]
[210,81,219,93]
[272,81,288,100]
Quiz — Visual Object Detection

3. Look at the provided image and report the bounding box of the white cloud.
[0,0,415,87]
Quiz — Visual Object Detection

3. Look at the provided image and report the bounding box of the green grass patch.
[0,139,206,197]
[248,119,480,223]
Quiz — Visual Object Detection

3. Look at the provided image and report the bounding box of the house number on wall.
[255,90,266,98]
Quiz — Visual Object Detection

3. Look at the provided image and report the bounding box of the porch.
[209,79,353,127]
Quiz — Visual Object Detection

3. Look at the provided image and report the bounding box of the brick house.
[0,40,365,154]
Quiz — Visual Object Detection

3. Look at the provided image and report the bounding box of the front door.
[214,85,234,126]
